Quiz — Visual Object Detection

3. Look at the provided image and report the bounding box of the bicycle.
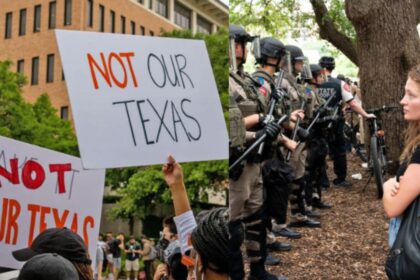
[363,105,399,198]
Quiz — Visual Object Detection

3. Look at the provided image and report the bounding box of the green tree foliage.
[230,0,354,40]
[109,29,228,220]
[0,61,78,155]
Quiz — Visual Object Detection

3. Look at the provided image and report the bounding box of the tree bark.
[344,0,420,171]
[310,0,358,65]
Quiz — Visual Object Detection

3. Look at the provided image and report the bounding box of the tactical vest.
[230,72,267,117]
[252,70,289,119]
[284,73,306,111]
[229,95,246,149]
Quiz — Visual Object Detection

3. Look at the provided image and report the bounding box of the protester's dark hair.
[168,253,188,280]
[191,208,229,274]
[73,262,94,280]
[163,216,178,235]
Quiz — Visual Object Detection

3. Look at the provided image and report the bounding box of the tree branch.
[310,0,358,66]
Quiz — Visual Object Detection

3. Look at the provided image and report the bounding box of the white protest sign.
[0,136,105,269]
[55,30,228,169]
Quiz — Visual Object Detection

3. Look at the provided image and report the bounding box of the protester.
[17,253,78,280]
[383,65,420,279]
[139,235,155,280]
[125,236,141,280]
[105,232,123,280]
[12,227,93,280]
[94,234,106,280]
[162,155,229,280]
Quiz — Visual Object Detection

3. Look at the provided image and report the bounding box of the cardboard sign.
[55,30,228,169]
[0,136,105,269]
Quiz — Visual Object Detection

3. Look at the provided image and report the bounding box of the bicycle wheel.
[370,136,384,198]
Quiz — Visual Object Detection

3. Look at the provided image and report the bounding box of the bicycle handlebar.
[365,105,399,114]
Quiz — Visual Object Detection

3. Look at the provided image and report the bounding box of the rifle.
[305,90,336,133]
[286,100,306,161]
[291,90,338,150]
[327,100,343,129]
[257,69,286,156]
[229,114,289,171]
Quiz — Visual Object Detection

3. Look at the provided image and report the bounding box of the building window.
[64,0,72,25]
[137,0,144,4]
[17,59,24,74]
[5,12,12,39]
[150,30,154,36]
[174,2,191,30]
[130,21,135,34]
[120,16,126,33]
[34,5,41,32]
[110,10,115,33]
[31,57,39,85]
[156,0,168,18]
[140,25,145,35]
[87,0,93,27]
[62,69,65,80]
[60,106,69,120]
[46,54,54,83]
[19,9,26,36]
[197,16,212,34]
[99,5,105,32]
[49,1,56,29]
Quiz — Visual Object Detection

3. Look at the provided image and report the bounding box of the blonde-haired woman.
[383,65,420,279]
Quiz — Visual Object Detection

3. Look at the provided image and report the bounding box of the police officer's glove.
[255,122,281,142]
[258,113,275,125]
[296,127,310,141]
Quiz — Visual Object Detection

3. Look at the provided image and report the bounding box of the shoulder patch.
[257,77,265,86]
[259,86,267,97]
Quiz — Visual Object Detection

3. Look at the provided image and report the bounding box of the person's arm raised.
[162,155,191,215]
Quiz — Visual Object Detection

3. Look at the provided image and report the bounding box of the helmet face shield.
[301,58,313,80]
[281,51,292,75]
[251,36,261,62]
[229,37,238,73]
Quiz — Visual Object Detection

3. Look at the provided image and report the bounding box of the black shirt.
[397,146,420,181]
[125,242,141,261]
[108,239,121,258]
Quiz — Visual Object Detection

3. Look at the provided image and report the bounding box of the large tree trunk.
[345,0,420,172]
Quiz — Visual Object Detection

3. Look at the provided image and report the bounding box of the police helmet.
[285,45,305,62]
[337,74,346,81]
[310,64,323,77]
[319,56,335,70]
[229,24,252,42]
[260,37,286,59]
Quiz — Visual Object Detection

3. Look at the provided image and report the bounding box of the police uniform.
[282,72,310,222]
[304,84,330,208]
[229,70,269,279]
[317,76,353,184]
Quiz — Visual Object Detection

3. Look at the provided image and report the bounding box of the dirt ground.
[269,154,390,280]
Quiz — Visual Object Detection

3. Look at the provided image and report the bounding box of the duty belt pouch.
[385,196,420,280]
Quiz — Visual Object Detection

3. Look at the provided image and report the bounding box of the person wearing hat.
[278,45,321,229]
[252,37,305,267]
[318,56,375,188]
[229,25,285,280]
[17,253,78,280]
[301,64,334,213]
[12,227,93,280]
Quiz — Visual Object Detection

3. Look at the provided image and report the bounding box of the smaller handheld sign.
[0,136,105,270]
[56,30,228,169]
